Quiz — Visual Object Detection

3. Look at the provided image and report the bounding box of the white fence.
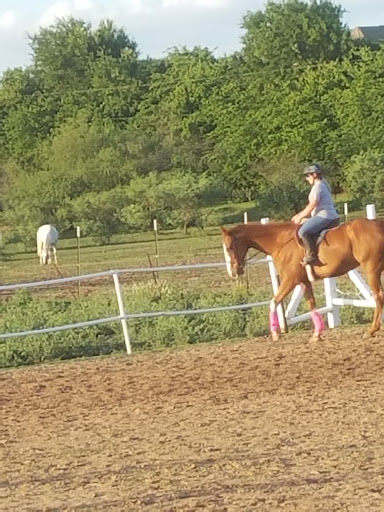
[0,205,379,354]
[0,259,275,354]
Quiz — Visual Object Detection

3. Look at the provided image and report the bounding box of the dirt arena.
[2,327,384,511]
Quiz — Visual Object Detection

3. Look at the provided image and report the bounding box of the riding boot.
[300,234,317,265]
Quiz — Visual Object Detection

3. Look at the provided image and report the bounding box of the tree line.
[0,0,383,244]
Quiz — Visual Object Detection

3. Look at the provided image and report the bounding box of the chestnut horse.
[221,218,384,341]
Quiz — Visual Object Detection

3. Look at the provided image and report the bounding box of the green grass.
[1,226,225,286]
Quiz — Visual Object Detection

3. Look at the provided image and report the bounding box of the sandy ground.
[2,327,384,511]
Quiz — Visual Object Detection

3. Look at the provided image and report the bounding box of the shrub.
[0,284,271,368]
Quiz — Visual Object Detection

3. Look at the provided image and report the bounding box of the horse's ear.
[221,227,228,236]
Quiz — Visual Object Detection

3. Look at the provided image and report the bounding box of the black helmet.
[303,163,322,175]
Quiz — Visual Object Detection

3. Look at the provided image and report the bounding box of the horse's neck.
[243,223,294,256]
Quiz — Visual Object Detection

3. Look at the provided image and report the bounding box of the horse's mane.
[225,221,298,257]
[228,221,295,237]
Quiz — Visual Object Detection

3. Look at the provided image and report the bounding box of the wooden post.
[76,226,81,299]
[153,218,159,281]
[153,219,159,261]
[243,212,250,291]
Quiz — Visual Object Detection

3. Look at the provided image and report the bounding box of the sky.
[0,0,384,75]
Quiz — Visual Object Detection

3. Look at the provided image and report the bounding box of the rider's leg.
[298,217,336,265]
[300,232,317,264]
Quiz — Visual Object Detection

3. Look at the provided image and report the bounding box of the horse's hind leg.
[302,281,325,341]
[363,265,384,336]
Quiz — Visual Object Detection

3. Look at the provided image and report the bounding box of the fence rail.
[0,257,271,354]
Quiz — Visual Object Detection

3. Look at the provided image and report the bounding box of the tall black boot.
[300,234,317,265]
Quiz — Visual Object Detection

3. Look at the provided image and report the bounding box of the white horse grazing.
[37,224,59,265]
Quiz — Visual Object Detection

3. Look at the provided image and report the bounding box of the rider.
[291,163,340,265]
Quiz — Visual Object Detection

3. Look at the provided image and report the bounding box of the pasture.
[2,327,384,510]
[1,227,225,288]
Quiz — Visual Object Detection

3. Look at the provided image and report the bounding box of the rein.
[244,250,259,262]
[243,233,297,264]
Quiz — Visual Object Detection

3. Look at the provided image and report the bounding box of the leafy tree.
[0,68,56,167]
[344,151,384,208]
[253,157,308,219]
[135,47,219,175]
[327,47,384,163]
[3,169,73,245]
[30,18,93,92]
[119,204,151,232]
[242,0,352,69]
[41,112,137,193]
[63,188,128,243]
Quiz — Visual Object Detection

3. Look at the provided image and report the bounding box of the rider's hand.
[291,214,301,225]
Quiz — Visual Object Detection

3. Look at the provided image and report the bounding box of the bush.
[0,283,270,368]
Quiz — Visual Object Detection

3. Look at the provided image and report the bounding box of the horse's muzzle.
[233,263,244,277]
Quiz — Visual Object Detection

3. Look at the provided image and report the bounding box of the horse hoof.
[310,333,321,342]
[271,332,280,342]
[364,330,378,340]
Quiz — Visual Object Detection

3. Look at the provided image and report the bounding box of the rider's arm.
[291,199,319,224]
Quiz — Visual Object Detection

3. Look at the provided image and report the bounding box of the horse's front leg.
[269,279,296,341]
[302,281,325,341]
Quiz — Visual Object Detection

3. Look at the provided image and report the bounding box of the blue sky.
[1,0,384,75]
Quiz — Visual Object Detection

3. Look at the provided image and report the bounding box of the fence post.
[285,284,304,323]
[344,203,348,223]
[243,211,250,291]
[366,204,376,220]
[260,217,287,332]
[76,225,81,299]
[323,278,340,328]
[112,272,132,354]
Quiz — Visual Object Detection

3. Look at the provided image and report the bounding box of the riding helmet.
[303,163,322,175]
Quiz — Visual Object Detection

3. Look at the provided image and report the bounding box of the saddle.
[315,218,340,246]
[296,218,340,247]
[296,218,340,268]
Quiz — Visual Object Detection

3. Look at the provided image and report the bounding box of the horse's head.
[221,227,248,278]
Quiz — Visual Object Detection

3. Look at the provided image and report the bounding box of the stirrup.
[301,255,315,266]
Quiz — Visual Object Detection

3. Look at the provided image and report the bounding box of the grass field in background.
[2,198,381,287]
